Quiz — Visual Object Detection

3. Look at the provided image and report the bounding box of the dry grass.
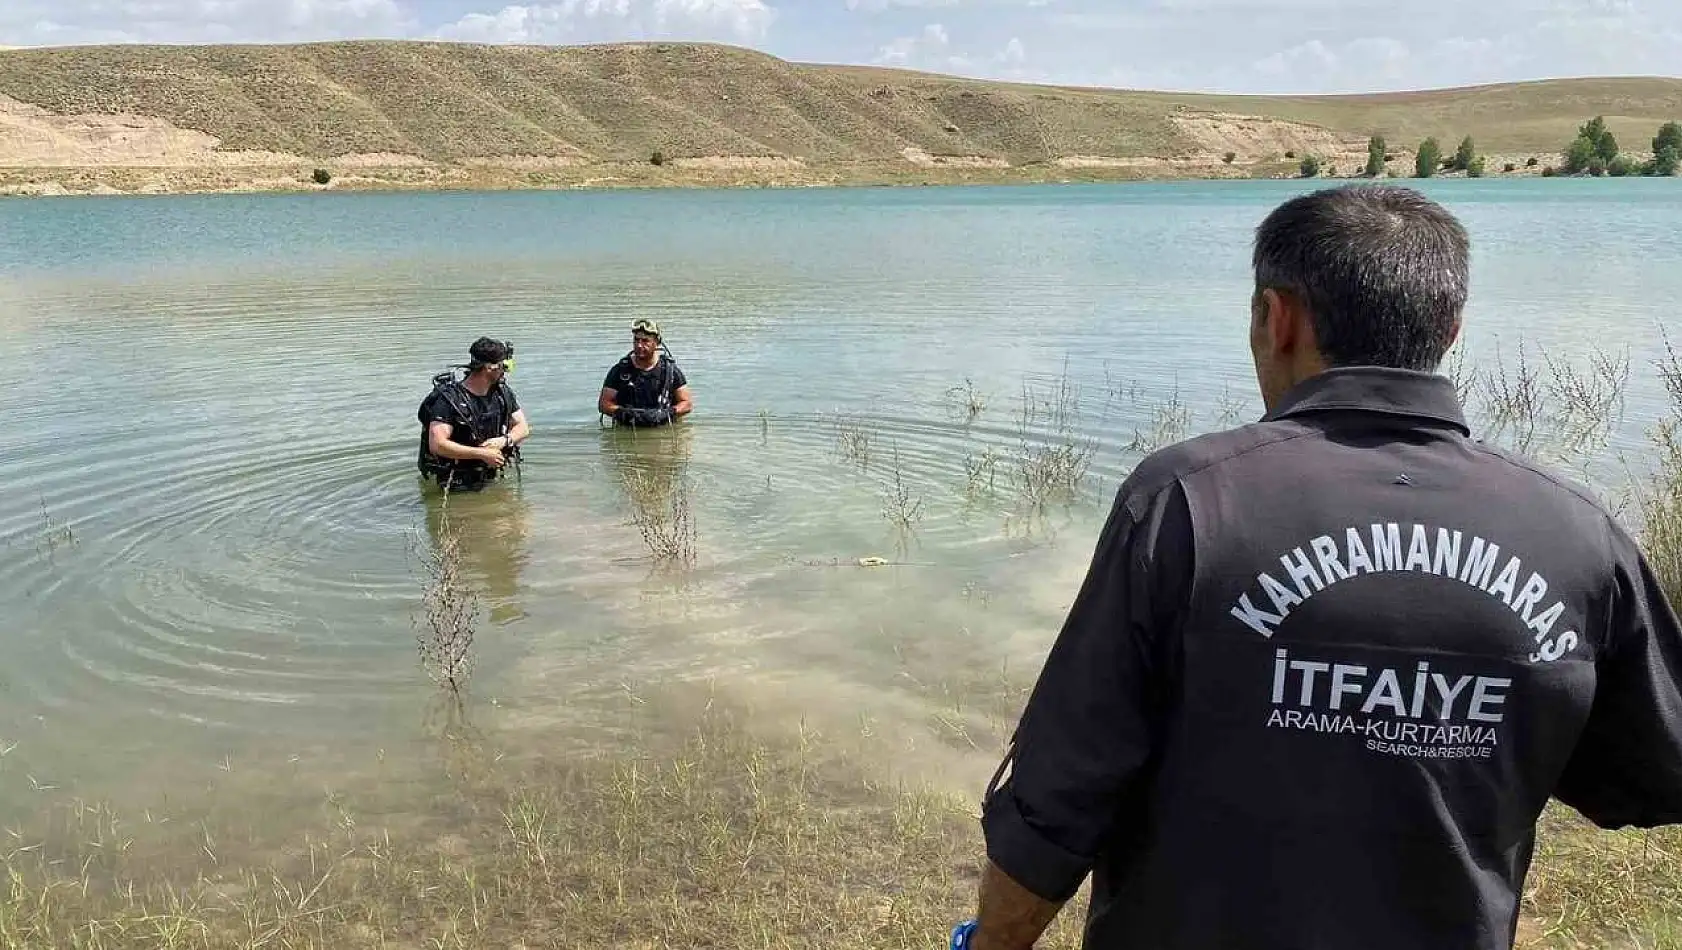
[0,41,1678,176]
[1524,806,1682,949]
[1635,338,1682,601]
[0,695,1089,950]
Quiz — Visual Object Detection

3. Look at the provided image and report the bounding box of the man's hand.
[478,447,508,468]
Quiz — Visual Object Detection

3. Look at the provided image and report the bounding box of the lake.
[0,177,1678,840]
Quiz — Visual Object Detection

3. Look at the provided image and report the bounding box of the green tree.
[1453,136,1475,171]
[1596,130,1620,163]
[1467,157,1487,178]
[1564,135,1598,174]
[1366,135,1386,177]
[1656,121,1682,157]
[1300,154,1322,178]
[1579,116,1619,163]
[1649,122,1682,176]
[311,168,331,185]
[1609,155,1637,177]
[1415,138,1441,178]
[1563,116,1620,174]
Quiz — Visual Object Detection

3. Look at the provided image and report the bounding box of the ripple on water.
[2,433,441,732]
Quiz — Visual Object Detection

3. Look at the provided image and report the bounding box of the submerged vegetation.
[3,340,1681,948]
[414,500,481,695]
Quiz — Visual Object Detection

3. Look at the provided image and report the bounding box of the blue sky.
[1,0,1678,94]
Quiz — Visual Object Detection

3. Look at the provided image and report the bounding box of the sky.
[1,0,1679,95]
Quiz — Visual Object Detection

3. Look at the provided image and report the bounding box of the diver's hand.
[477,447,508,468]
[483,436,510,450]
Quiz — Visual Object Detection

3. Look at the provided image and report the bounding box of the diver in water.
[417,336,530,492]
[598,318,694,428]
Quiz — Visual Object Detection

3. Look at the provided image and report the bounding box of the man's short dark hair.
[469,336,512,366]
[1253,185,1470,372]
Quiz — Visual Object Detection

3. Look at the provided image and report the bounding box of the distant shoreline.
[0,153,1583,199]
[3,41,1676,200]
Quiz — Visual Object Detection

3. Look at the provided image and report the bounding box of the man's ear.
[1258,287,1298,356]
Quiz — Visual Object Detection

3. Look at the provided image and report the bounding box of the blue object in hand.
[951,919,979,950]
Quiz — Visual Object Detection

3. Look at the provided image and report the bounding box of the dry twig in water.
[415,502,480,695]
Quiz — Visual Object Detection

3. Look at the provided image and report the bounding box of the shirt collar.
[1263,366,1470,435]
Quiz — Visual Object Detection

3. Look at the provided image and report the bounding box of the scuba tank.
[417,365,521,483]
[605,339,681,428]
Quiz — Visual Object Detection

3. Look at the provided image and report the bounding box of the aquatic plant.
[1012,364,1096,513]
[415,504,480,695]
[832,416,873,470]
[1469,340,1628,466]
[1127,386,1191,456]
[620,465,698,571]
[881,444,925,551]
[945,377,988,423]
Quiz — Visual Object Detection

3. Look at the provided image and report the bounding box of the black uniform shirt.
[424,381,518,449]
[982,366,1682,950]
[604,356,687,412]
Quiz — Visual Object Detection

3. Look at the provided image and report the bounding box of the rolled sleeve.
[983,780,1098,902]
[981,476,1191,902]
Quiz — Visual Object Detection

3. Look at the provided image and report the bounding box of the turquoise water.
[0,177,1677,829]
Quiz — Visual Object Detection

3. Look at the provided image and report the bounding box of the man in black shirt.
[418,336,530,492]
[598,319,693,428]
[959,185,1682,950]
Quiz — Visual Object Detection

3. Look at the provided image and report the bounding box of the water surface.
[0,177,1677,829]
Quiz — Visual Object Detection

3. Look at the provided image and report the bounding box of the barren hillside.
[0,40,1678,193]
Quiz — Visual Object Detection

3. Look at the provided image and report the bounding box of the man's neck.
[463,372,494,396]
[633,353,659,371]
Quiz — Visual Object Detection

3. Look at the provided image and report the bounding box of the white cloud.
[874,21,950,66]
[1239,9,1682,95]
[847,0,1049,9]
[847,0,962,10]
[872,23,1028,78]
[435,0,775,43]
[0,0,412,46]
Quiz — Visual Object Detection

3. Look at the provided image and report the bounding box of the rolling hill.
[0,40,1678,194]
